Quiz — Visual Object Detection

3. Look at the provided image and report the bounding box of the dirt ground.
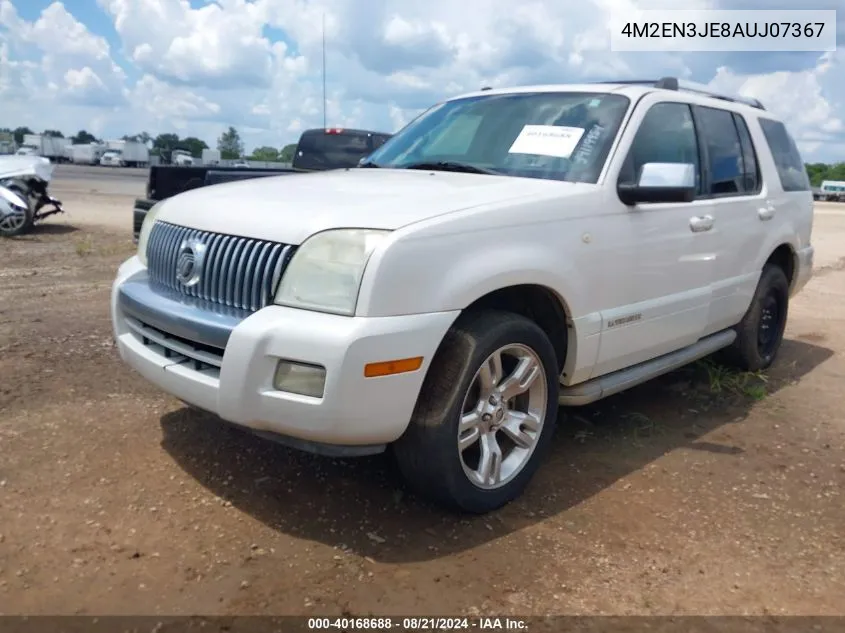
[1,165,844,616]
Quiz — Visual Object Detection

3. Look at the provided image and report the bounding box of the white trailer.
[121,141,149,167]
[101,140,148,167]
[202,149,221,165]
[20,134,70,162]
[69,143,106,165]
[0,132,15,155]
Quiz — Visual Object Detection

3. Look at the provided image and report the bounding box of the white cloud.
[1,0,126,106]
[97,0,277,89]
[1,0,843,161]
[708,49,845,153]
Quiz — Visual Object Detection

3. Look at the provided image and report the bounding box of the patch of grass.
[74,236,135,258]
[624,411,668,442]
[74,236,94,257]
[696,359,769,401]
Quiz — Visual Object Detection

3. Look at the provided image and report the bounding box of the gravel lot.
[1,165,844,616]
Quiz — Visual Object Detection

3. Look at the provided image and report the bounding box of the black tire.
[392,310,560,514]
[0,185,34,237]
[720,264,789,372]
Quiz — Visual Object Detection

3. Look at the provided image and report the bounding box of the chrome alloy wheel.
[0,186,30,235]
[457,343,548,490]
[0,205,27,234]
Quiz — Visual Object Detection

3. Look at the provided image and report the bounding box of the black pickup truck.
[133,127,392,240]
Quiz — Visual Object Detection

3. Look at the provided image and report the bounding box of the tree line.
[1,125,297,164]
[805,162,845,187]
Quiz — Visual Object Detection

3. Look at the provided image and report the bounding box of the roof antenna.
[322,12,327,129]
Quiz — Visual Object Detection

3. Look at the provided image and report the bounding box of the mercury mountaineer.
[112,77,814,513]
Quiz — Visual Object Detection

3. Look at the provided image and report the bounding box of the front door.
[590,97,717,378]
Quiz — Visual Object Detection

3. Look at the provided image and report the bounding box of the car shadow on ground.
[7,223,80,239]
[159,338,833,564]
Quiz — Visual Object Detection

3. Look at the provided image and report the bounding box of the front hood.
[156,168,591,245]
[0,155,54,182]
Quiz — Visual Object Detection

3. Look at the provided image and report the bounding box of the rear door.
[690,105,765,335]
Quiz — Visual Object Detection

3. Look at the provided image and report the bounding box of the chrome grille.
[146,221,295,312]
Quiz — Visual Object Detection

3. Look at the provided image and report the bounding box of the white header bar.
[610,10,837,52]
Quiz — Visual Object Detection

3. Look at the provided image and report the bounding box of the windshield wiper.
[401,161,501,176]
[358,160,381,168]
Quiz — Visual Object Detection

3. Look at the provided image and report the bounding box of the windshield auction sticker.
[508,125,585,158]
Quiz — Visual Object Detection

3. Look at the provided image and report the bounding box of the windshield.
[366,92,630,183]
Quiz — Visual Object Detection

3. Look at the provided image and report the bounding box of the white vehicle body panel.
[0,155,55,181]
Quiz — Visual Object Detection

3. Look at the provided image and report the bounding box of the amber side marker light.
[364,356,424,378]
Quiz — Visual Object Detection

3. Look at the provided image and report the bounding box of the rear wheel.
[393,310,560,513]
[720,264,789,371]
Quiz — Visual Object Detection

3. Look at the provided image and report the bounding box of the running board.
[558,329,737,406]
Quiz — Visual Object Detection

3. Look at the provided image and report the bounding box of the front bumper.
[111,257,459,453]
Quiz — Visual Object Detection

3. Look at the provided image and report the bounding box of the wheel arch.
[764,242,797,290]
[457,284,573,375]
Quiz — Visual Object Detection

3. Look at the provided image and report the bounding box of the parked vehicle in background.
[16,134,71,163]
[130,127,392,240]
[0,132,18,155]
[172,150,194,166]
[105,140,149,167]
[0,155,64,237]
[202,149,221,165]
[112,77,814,512]
[100,150,126,167]
[69,143,106,165]
[293,128,391,170]
[815,180,845,202]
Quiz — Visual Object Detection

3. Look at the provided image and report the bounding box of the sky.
[0,0,843,161]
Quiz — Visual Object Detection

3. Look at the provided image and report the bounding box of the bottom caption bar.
[1,617,844,633]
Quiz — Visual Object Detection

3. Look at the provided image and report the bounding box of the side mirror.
[618,162,696,205]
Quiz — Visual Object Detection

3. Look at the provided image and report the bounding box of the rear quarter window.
[758,118,810,192]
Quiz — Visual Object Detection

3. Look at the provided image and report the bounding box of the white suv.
[112,77,814,513]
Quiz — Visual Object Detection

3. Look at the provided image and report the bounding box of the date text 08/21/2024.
[306,616,529,630]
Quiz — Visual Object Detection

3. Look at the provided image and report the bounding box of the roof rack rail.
[596,77,765,110]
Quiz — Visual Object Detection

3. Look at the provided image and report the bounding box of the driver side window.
[620,102,702,195]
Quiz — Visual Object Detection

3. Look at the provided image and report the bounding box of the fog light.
[273,359,326,398]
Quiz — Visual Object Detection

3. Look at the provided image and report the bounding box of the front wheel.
[393,310,560,514]
[0,184,34,237]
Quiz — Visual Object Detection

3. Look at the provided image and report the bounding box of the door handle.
[758,207,775,221]
[689,215,714,233]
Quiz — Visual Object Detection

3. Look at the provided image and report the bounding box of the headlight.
[136,202,165,266]
[274,228,390,316]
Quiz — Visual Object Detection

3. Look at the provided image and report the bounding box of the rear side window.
[758,118,810,192]
[733,113,761,193]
